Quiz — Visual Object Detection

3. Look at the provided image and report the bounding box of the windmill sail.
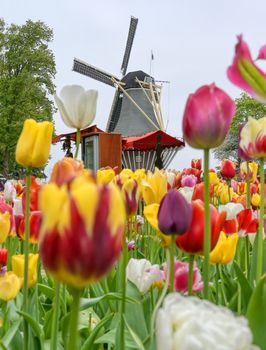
[121,16,138,76]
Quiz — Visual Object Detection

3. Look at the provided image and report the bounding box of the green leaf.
[0,319,21,348]
[247,274,266,350]
[17,310,45,348]
[233,262,253,311]
[79,292,138,311]
[124,316,145,350]
[81,313,113,350]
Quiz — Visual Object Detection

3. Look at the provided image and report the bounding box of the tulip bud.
[12,253,39,288]
[251,193,260,208]
[239,161,258,182]
[181,174,197,188]
[39,176,126,287]
[191,159,202,170]
[0,212,11,244]
[0,248,8,266]
[122,179,139,217]
[158,189,192,235]
[0,272,20,301]
[54,85,98,129]
[220,159,236,179]
[182,84,235,149]
[16,119,53,168]
[18,211,42,244]
[50,157,88,186]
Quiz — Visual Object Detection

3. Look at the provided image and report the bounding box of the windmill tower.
[72,16,184,170]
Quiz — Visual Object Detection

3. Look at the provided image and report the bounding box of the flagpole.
[149,50,154,76]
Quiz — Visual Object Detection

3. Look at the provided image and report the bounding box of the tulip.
[158,189,192,235]
[0,272,21,301]
[182,84,235,149]
[126,258,161,294]
[54,85,98,129]
[178,186,194,203]
[156,293,258,350]
[180,174,197,188]
[239,117,266,160]
[17,211,42,244]
[3,180,16,203]
[217,184,234,204]
[0,212,11,244]
[191,158,202,170]
[16,119,53,168]
[12,253,39,288]
[39,176,126,287]
[240,161,258,182]
[182,167,201,183]
[143,204,172,247]
[142,168,167,205]
[50,157,85,186]
[0,248,8,276]
[251,193,260,208]
[22,176,41,212]
[209,171,220,187]
[220,159,236,179]
[237,208,258,236]
[227,35,266,103]
[218,202,244,234]
[163,260,203,294]
[13,198,23,216]
[192,182,214,201]
[210,232,238,264]
[97,168,116,184]
[121,179,139,217]
[175,200,226,254]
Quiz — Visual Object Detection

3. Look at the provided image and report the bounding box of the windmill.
[72,16,184,170]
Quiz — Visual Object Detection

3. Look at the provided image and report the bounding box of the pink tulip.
[181,174,197,188]
[257,44,266,60]
[182,84,235,149]
[227,35,266,103]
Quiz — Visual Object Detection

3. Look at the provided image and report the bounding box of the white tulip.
[54,85,98,129]
[178,187,194,203]
[218,202,244,220]
[156,293,259,350]
[3,181,16,203]
[126,258,160,294]
[13,198,23,216]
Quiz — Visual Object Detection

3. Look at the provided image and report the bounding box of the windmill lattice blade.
[73,58,119,87]
[121,16,138,76]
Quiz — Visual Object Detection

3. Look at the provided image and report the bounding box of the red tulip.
[176,200,226,254]
[0,248,8,266]
[237,209,258,236]
[18,211,42,244]
[227,35,266,103]
[192,182,214,202]
[22,176,41,212]
[191,159,202,171]
[182,84,235,149]
[220,159,236,179]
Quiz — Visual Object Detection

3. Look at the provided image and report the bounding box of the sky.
[2,0,266,175]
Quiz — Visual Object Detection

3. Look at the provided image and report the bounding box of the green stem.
[23,168,31,350]
[67,288,81,350]
[74,129,81,159]
[188,255,194,296]
[51,282,60,350]
[203,148,210,300]
[215,265,220,305]
[150,248,171,344]
[169,235,176,293]
[256,158,264,282]
[246,161,251,209]
[120,233,128,349]
[218,264,228,306]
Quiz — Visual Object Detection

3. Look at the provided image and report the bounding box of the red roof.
[122,130,185,151]
[52,125,104,143]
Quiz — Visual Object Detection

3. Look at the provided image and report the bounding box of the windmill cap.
[121,70,154,89]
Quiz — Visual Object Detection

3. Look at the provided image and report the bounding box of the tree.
[213,93,266,165]
[0,19,56,178]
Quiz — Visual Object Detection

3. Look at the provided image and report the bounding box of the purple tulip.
[182,84,235,149]
[158,189,192,235]
[181,174,197,188]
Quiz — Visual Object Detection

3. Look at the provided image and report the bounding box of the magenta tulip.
[182,84,235,149]
[158,189,192,235]
[227,35,266,103]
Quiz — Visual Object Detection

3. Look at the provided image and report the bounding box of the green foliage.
[213,93,266,164]
[0,18,56,177]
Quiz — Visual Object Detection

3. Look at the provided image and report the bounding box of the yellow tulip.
[240,161,258,182]
[0,212,11,244]
[251,193,260,208]
[218,184,234,204]
[16,119,53,168]
[0,272,20,301]
[143,204,171,247]
[12,253,39,288]
[210,232,238,264]
[96,168,116,184]
[209,172,220,186]
[142,168,167,205]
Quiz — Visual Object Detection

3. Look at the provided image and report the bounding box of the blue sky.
[2,0,266,173]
